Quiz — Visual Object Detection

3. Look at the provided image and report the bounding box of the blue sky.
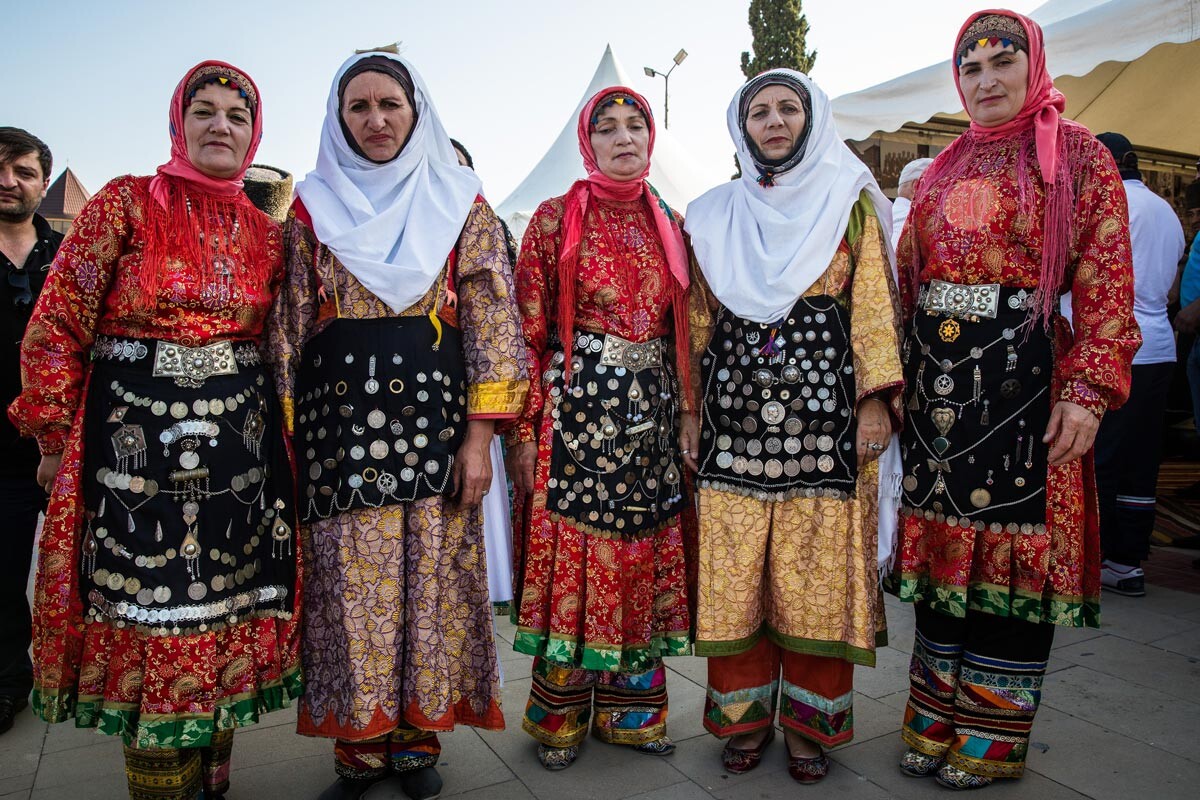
[3,0,1039,204]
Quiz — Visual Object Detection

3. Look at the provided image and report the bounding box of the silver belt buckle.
[922,279,1000,319]
[152,341,238,387]
[599,334,663,371]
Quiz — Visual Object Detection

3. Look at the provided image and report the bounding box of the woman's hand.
[679,412,700,472]
[1043,400,1099,466]
[505,441,537,498]
[36,453,62,494]
[855,397,892,467]
[452,420,495,509]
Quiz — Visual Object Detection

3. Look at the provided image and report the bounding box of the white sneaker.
[1101,561,1145,597]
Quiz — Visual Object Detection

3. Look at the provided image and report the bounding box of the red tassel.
[138,176,273,314]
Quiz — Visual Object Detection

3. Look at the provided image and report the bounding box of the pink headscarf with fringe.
[914,10,1077,328]
[556,86,691,396]
[138,60,270,310]
[149,60,263,207]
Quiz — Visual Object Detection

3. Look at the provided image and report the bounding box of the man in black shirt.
[0,128,63,735]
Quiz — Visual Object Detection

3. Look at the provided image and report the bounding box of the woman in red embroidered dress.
[892,11,1139,790]
[8,62,300,800]
[504,87,706,770]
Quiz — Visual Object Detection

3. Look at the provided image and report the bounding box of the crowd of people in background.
[2,6,1194,799]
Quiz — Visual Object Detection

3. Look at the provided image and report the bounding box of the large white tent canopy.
[496,45,709,239]
[832,0,1200,155]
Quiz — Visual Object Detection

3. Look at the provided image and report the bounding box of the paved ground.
[3,557,1199,799]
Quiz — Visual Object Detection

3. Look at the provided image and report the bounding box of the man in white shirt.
[1093,133,1186,597]
[890,158,934,252]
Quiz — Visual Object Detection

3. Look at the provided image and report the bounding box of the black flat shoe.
[0,694,29,736]
[317,776,379,800]
[397,766,442,800]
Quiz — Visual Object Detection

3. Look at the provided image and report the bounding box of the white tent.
[832,0,1200,155]
[496,45,710,239]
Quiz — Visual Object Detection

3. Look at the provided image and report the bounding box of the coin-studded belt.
[920,280,1037,320]
[93,336,262,388]
[579,331,663,371]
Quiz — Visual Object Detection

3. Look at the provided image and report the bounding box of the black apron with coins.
[899,282,1052,530]
[545,331,684,537]
[80,336,295,635]
[294,316,467,521]
[698,295,858,499]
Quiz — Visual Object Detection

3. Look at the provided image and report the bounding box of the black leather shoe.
[398,766,442,800]
[317,776,379,800]
[0,694,30,736]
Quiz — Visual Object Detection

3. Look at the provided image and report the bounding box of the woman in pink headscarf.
[503,86,708,770]
[9,61,299,800]
[892,10,1139,790]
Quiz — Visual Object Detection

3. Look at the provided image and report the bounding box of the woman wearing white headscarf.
[263,51,527,800]
[682,70,903,783]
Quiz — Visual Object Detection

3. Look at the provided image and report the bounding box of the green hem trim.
[894,574,1101,629]
[694,630,762,657]
[766,627,878,667]
[514,627,691,672]
[32,664,303,749]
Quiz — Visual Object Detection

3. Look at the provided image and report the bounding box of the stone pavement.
[4,578,1200,799]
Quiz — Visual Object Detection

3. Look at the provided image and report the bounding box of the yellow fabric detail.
[468,379,528,416]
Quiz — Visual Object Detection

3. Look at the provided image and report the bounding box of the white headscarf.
[294,52,482,314]
[685,70,892,324]
[686,70,901,575]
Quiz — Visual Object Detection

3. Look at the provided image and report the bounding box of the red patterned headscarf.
[914,10,1079,329]
[557,86,691,395]
[139,60,271,309]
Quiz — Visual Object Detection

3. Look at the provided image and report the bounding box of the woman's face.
[744,84,806,163]
[183,83,253,179]
[341,71,414,162]
[589,104,649,182]
[958,41,1030,128]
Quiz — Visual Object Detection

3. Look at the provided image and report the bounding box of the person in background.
[891,157,934,251]
[1092,133,1184,596]
[1175,181,1200,438]
[242,163,294,223]
[0,127,62,737]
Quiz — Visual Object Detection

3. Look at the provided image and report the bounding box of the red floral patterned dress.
[893,127,1140,627]
[7,175,301,747]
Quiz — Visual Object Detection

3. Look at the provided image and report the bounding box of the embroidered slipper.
[786,750,831,784]
[633,736,676,756]
[537,744,579,771]
[935,763,994,790]
[721,727,775,774]
[899,748,944,777]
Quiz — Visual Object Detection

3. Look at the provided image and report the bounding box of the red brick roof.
[38,168,91,219]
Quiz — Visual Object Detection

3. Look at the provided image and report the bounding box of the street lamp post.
[643,48,688,129]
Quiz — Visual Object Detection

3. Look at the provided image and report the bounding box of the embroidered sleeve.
[8,177,133,454]
[848,193,905,424]
[500,199,560,446]
[456,199,529,418]
[262,210,319,436]
[1059,140,1141,416]
[685,249,717,414]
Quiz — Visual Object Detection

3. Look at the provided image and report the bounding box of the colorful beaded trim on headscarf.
[589,93,643,129]
[737,72,813,187]
[184,65,258,117]
[956,14,1028,63]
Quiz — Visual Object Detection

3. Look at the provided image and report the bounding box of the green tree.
[740,0,817,79]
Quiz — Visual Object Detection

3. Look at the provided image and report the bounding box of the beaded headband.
[590,94,644,128]
[185,65,258,117]
[956,14,1028,64]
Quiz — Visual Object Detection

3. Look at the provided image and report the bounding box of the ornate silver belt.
[93,336,261,388]
[921,280,1001,319]
[575,332,663,371]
